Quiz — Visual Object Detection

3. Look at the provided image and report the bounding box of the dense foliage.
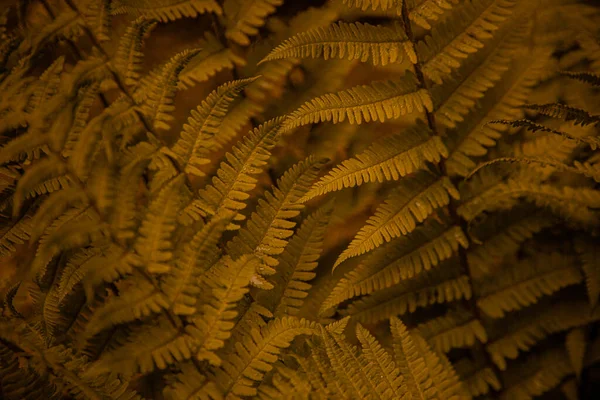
[1,0,600,399]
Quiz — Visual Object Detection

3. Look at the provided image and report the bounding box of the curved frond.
[163,78,256,177]
[282,73,433,131]
[302,120,447,201]
[574,237,600,309]
[477,253,582,318]
[112,17,157,86]
[324,222,468,311]
[262,21,415,66]
[418,308,487,353]
[335,173,459,268]
[224,0,283,45]
[113,0,222,22]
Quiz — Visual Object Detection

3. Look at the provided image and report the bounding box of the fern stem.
[400,1,504,390]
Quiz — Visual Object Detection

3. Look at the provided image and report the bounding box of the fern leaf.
[500,348,572,400]
[283,74,433,130]
[301,121,447,201]
[86,316,196,376]
[454,358,501,397]
[408,0,461,30]
[83,0,113,42]
[112,17,157,86]
[486,300,596,370]
[138,49,200,130]
[390,316,468,399]
[335,173,459,268]
[262,21,416,66]
[0,213,32,257]
[344,266,471,323]
[178,32,246,90]
[560,70,600,86]
[256,202,333,317]
[213,316,318,398]
[574,237,600,309]
[343,0,403,13]
[163,78,256,177]
[224,0,283,46]
[525,103,600,126]
[182,117,283,227]
[164,362,221,400]
[160,215,231,316]
[418,0,517,84]
[226,157,325,270]
[128,176,184,274]
[12,157,68,216]
[24,57,65,114]
[85,279,170,338]
[185,254,260,366]
[113,0,222,22]
[355,324,406,399]
[467,213,553,276]
[324,222,468,311]
[418,308,487,353]
[317,326,376,399]
[477,253,582,318]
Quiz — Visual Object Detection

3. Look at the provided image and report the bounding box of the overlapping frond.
[282,73,433,130]
[335,172,460,268]
[477,252,583,318]
[301,120,447,201]
[163,78,255,177]
[224,0,283,46]
[112,17,157,86]
[324,221,468,311]
[181,117,283,227]
[417,308,487,353]
[113,0,222,22]
[262,21,416,66]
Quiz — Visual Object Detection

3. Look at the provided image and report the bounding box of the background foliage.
[1,0,600,399]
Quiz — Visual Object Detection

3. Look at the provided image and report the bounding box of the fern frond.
[486,300,597,370]
[477,253,582,318]
[138,49,200,130]
[335,173,460,268]
[355,324,406,399]
[84,279,169,338]
[525,103,600,126]
[418,0,517,84]
[112,17,157,86]
[343,0,403,13]
[455,358,501,397]
[282,73,433,130]
[113,0,222,22]
[574,237,600,309]
[163,78,255,177]
[126,176,184,274]
[224,0,283,46]
[110,157,149,242]
[324,222,468,311]
[408,0,461,30]
[467,213,553,277]
[178,32,246,90]
[182,117,283,227]
[256,202,333,317]
[262,21,416,66]
[0,213,32,257]
[488,119,600,149]
[391,316,469,399]
[301,121,447,201]
[160,215,231,316]
[213,316,318,398]
[185,254,260,366]
[499,348,572,400]
[24,57,65,114]
[226,157,325,270]
[344,265,471,323]
[457,179,600,225]
[565,327,586,380]
[83,0,113,42]
[560,70,600,86]
[418,308,487,353]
